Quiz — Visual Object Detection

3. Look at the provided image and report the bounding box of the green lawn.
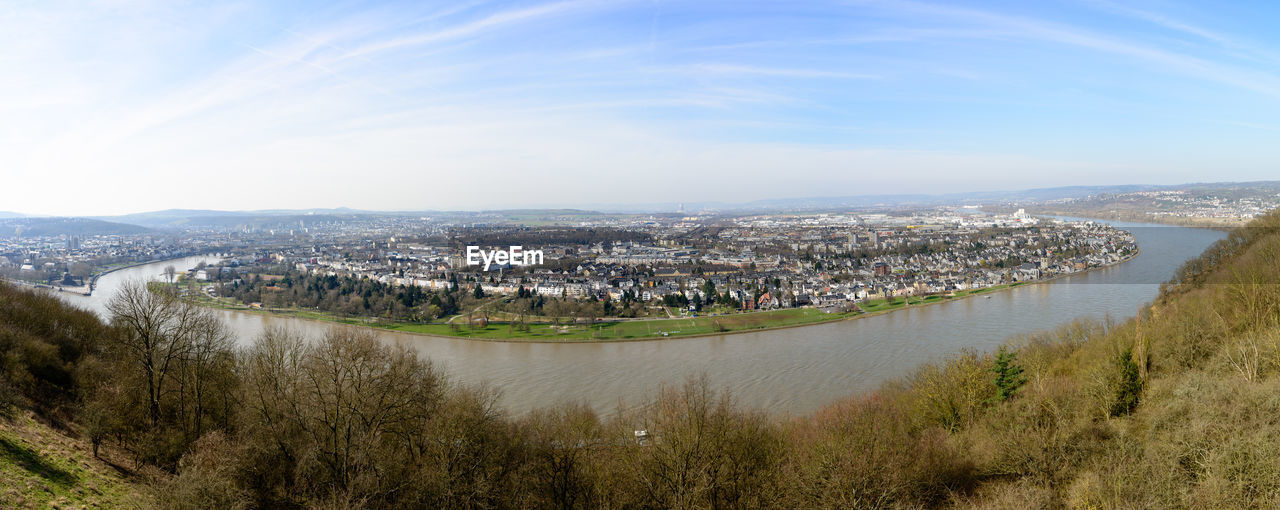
[379,307,856,341]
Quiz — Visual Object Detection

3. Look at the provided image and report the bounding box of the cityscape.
[7,1,1280,508]
[3,205,1140,341]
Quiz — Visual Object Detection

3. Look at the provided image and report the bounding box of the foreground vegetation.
[2,210,1280,507]
[0,411,149,508]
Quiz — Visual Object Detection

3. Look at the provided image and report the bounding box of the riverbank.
[180,249,1132,343]
[0,254,215,297]
[87,253,218,292]
[0,277,90,295]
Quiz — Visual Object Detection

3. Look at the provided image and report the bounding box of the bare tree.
[165,265,177,283]
[239,327,451,504]
[105,279,206,428]
[181,311,237,438]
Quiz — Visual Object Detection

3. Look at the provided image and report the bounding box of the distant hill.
[71,184,1173,224]
[0,217,151,237]
[577,184,1166,213]
[38,180,1280,222]
[0,211,25,218]
[97,208,404,228]
[96,209,272,228]
[160,213,365,230]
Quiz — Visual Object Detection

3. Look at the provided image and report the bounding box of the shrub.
[610,377,784,508]
[910,349,995,431]
[158,431,250,510]
[784,391,975,508]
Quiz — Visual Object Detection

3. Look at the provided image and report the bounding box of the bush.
[910,349,995,431]
[784,391,975,507]
[158,431,250,510]
[608,376,783,508]
[972,382,1113,487]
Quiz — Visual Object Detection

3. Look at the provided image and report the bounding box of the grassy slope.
[924,209,1280,506]
[0,412,150,508]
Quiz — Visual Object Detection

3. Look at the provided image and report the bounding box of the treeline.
[217,271,464,320]
[6,209,1280,506]
[216,270,664,322]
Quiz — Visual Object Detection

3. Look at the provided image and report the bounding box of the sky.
[5,0,1280,216]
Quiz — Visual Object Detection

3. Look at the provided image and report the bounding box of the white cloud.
[6,1,1280,216]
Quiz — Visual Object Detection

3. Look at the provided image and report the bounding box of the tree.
[70,262,93,278]
[616,376,783,508]
[1110,348,1143,416]
[99,279,241,468]
[165,265,177,283]
[473,284,485,300]
[106,279,204,428]
[522,403,603,508]
[179,314,237,439]
[990,347,1026,402]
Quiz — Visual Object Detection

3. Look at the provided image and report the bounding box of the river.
[54,219,1224,416]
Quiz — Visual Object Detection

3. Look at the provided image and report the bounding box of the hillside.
[0,218,151,237]
[2,211,1280,507]
[0,281,154,507]
[0,412,150,508]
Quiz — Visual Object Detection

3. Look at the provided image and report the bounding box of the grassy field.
[386,306,856,340]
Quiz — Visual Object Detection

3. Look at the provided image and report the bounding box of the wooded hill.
[0,217,151,237]
[2,210,1280,507]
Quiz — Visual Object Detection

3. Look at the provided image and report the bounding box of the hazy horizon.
[8,1,1280,216]
[4,180,1264,218]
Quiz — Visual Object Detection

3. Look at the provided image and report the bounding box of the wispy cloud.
[7,0,1280,215]
[1082,0,1280,66]
[685,64,881,80]
[868,0,1280,100]
[341,0,598,60]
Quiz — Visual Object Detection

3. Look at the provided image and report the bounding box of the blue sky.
[5,0,1280,215]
